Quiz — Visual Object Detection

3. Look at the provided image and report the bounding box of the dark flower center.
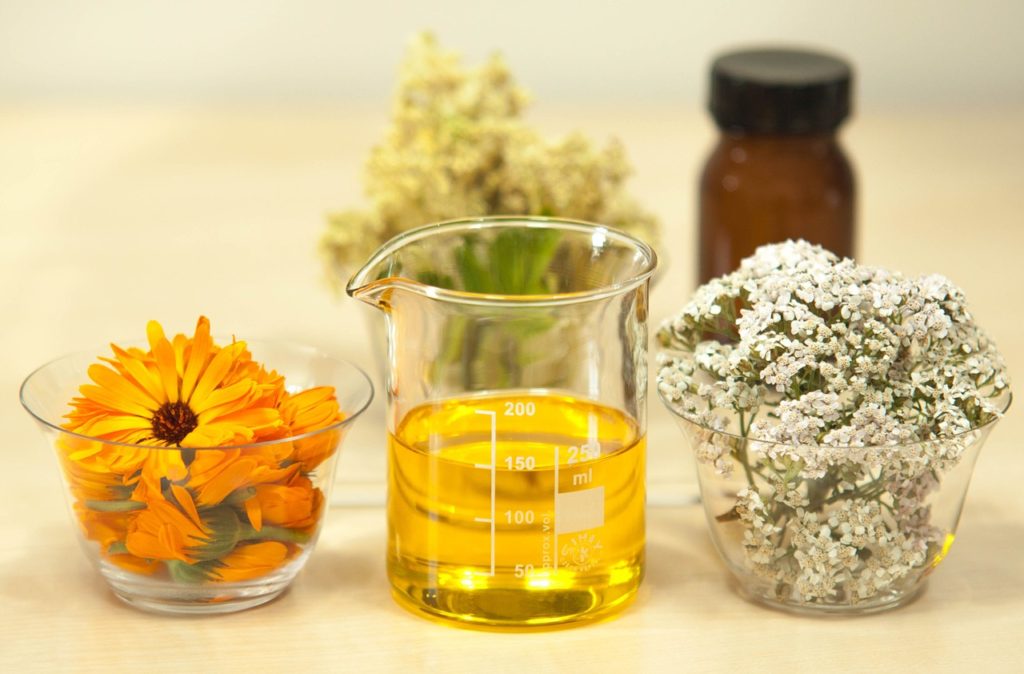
[151,401,198,445]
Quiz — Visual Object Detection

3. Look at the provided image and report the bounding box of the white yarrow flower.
[657,240,1010,606]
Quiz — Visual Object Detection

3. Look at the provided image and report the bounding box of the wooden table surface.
[2,103,1023,672]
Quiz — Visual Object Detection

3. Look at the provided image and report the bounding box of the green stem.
[223,487,257,506]
[107,541,129,555]
[84,499,146,512]
[239,524,311,545]
[736,410,756,487]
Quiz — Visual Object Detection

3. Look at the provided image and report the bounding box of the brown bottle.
[698,47,855,284]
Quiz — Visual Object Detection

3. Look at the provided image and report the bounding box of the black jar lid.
[709,47,852,134]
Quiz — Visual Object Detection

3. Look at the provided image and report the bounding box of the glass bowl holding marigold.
[20,333,373,615]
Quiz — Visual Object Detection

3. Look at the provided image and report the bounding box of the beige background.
[2,0,1023,106]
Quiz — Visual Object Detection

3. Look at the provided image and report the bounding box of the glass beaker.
[348,217,657,629]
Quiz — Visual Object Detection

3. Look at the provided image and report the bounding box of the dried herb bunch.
[321,33,658,280]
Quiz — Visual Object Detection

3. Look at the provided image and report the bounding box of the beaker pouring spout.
[345,245,414,310]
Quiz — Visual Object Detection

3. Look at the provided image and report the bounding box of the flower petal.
[77,414,152,437]
[181,316,213,403]
[86,363,160,411]
[170,484,203,529]
[110,345,166,405]
[244,496,263,532]
[191,379,255,416]
[193,457,258,506]
[189,342,246,409]
[79,384,153,417]
[151,332,180,404]
[172,334,189,377]
[146,320,166,352]
[214,541,289,582]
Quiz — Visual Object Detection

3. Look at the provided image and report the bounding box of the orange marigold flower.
[214,541,292,582]
[64,316,285,448]
[54,436,149,508]
[73,502,160,575]
[73,503,134,549]
[125,491,209,563]
[57,434,147,477]
[279,386,345,471]
[55,317,349,585]
[186,448,298,507]
[223,351,288,412]
[243,475,324,532]
[280,387,343,434]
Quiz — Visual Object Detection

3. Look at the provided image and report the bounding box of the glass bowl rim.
[20,337,375,452]
[658,385,1012,451]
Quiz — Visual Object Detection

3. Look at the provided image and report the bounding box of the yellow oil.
[387,390,645,629]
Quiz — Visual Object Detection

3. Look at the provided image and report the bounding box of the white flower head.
[659,240,1011,607]
[657,239,1010,479]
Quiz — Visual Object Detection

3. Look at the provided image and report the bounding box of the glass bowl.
[20,340,373,615]
[660,389,1009,615]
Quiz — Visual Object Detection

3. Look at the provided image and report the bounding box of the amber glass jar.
[698,48,855,284]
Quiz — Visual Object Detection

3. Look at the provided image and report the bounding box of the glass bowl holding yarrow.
[20,317,373,614]
[657,241,1010,615]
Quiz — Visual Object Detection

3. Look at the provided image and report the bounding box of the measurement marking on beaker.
[474,409,497,576]
[553,445,559,571]
[572,468,593,486]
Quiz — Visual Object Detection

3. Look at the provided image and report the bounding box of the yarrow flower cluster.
[320,32,658,277]
[658,241,1010,606]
